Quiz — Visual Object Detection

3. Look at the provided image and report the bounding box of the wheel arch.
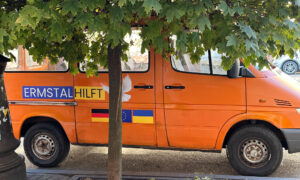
[222,120,288,149]
[20,116,69,142]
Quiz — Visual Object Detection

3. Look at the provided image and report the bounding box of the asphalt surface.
[15,73,300,179]
[15,140,300,178]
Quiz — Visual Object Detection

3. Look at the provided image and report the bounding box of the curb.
[26,169,300,180]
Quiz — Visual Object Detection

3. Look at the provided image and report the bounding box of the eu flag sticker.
[122,110,132,123]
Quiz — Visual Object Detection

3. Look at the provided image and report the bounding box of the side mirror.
[239,67,255,78]
[227,60,240,78]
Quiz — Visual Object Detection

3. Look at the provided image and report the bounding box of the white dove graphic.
[101,75,132,102]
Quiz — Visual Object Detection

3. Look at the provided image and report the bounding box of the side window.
[5,47,24,71]
[171,52,210,74]
[171,50,227,75]
[211,50,227,75]
[80,29,149,72]
[26,51,68,72]
[5,47,68,72]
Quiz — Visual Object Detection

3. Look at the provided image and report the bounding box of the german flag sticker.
[91,109,109,122]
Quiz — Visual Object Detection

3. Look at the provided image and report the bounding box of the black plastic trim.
[281,128,300,153]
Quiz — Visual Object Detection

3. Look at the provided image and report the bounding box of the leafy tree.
[1,0,300,179]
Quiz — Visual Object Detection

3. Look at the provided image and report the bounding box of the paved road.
[15,74,300,179]
[16,141,300,178]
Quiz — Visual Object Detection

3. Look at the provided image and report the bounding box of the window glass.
[80,29,149,72]
[171,52,210,74]
[5,47,68,72]
[211,50,227,75]
[5,48,24,71]
[25,50,68,72]
[170,35,228,75]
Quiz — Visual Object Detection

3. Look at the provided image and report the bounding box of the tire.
[23,123,70,167]
[281,60,298,75]
[226,126,283,176]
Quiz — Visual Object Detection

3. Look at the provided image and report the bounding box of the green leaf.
[245,40,258,51]
[88,17,106,33]
[233,6,244,15]
[226,35,238,47]
[50,22,65,41]
[61,0,83,15]
[164,5,184,22]
[284,20,298,30]
[189,15,211,32]
[176,31,187,52]
[219,1,229,15]
[296,0,300,6]
[0,28,8,43]
[110,6,124,23]
[81,0,103,10]
[119,0,127,7]
[239,24,257,39]
[118,0,136,6]
[143,0,162,13]
[75,12,94,29]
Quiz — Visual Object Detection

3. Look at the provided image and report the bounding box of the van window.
[210,51,227,75]
[80,29,149,72]
[5,48,23,71]
[5,47,68,72]
[171,50,227,75]
[171,51,210,74]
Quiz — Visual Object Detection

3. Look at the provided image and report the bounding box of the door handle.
[134,85,153,89]
[165,85,185,89]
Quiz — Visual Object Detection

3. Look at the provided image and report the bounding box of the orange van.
[4,33,300,176]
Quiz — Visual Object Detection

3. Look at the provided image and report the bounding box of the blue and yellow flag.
[132,110,154,124]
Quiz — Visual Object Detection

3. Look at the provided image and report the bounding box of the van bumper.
[281,129,300,153]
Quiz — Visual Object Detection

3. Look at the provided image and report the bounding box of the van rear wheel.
[226,126,283,176]
[24,123,70,167]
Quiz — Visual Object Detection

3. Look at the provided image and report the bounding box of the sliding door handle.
[165,85,185,89]
[134,85,153,89]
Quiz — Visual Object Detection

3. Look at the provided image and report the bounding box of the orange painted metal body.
[5,48,300,151]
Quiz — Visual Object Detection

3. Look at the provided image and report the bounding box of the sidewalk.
[26,169,300,180]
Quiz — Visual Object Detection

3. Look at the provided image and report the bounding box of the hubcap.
[239,138,270,168]
[32,133,56,160]
[283,61,297,74]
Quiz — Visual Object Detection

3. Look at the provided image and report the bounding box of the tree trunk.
[107,43,123,180]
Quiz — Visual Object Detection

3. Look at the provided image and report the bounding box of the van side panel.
[247,76,300,128]
[4,72,76,142]
[9,105,77,143]
[74,49,157,146]
[163,60,246,149]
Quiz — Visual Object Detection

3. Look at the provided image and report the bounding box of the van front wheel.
[24,123,70,167]
[226,126,283,176]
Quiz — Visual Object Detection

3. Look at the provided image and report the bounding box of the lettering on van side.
[74,86,105,100]
[23,86,74,99]
[22,86,105,100]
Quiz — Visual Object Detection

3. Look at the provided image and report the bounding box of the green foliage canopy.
[0,0,300,73]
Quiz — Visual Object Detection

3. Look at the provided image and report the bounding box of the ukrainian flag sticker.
[132,110,154,124]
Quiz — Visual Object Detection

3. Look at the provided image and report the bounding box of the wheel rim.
[283,61,297,74]
[238,138,270,168]
[31,133,56,160]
